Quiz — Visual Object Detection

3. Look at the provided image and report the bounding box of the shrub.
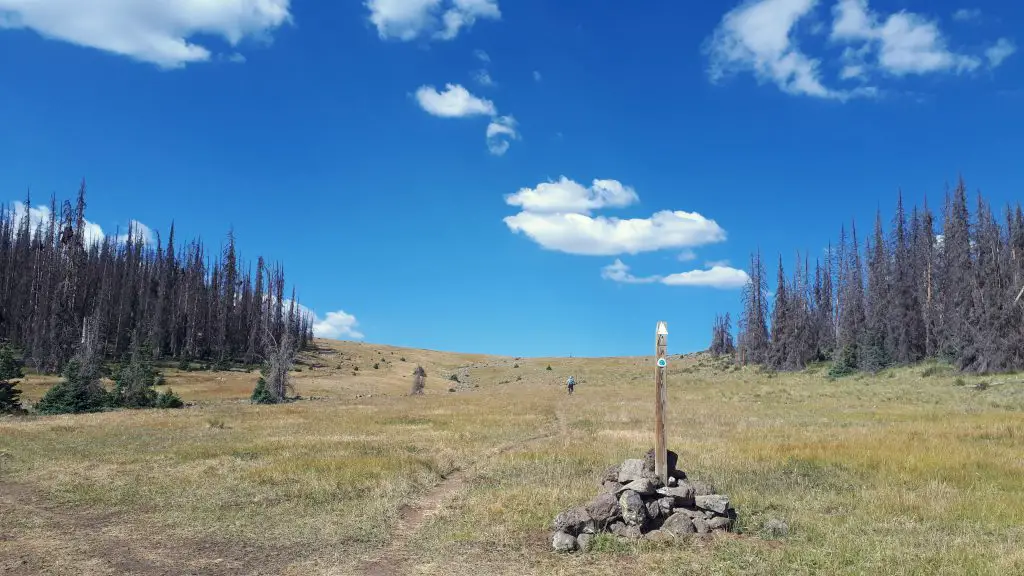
[449,373,459,382]
[373,363,380,370]
[250,377,276,404]
[411,365,426,395]
[35,360,111,415]
[0,345,24,414]
[0,345,24,381]
[546,365,552,371]
[156,389,185,409]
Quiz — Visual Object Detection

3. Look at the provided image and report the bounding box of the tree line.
[718,178,1024,375]
[0,182,315,376]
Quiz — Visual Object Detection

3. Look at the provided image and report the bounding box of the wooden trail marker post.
[654,321,669,485]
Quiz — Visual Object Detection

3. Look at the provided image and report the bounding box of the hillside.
[2,338,1022,575]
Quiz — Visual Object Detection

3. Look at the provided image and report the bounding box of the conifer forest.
[721,178,1024,375]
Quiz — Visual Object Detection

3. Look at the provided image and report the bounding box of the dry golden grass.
[1,340,1022,575]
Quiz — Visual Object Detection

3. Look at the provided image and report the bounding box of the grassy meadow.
[1,339,1022,575]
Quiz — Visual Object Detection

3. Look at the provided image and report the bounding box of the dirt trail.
[358,412,564,576]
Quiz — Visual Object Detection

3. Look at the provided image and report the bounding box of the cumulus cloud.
[0,0,292,68]
[7,200,153,247]
[366,0,500,42]
[311,310,364,340]
[705,0,1015,99]
[486,115,518,156]
[986,38,1017,68]
[415,83,496,117]
[504,177,639,214]
[601,259,749,289]
[415,82,520,154]
[502,177,727,256]
[952,8,981,22]
[473,69,496,87]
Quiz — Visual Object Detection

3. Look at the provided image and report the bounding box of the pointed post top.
[656,321,668,336]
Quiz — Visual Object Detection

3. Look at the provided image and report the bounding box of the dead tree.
[411,365,426,395]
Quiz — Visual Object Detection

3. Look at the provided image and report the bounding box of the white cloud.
[503,177,727,257]
[677,248,698,262]
[601,259,749,289]
[986,38,1016,68]
[662,265,750,289]
[504,177,639,214]
[366,0,500,42]
[473,69,496,86]
[485,115,518,155]
[533,70,542,81]
[600,259,660,284]
[116,219,155,246]
[311,310,364,340]
[829,0,1010,76]
[705,0,846,99]
[474,48,490,62]
[0,0,291,69]
[706,259,732,268]
[415,83,496,117]
[952,9,981,22]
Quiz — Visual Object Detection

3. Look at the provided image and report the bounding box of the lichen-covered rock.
[656,483,695,506]
[656,496,675,517]
[645,500,661,521]
[691,515,710,534]
[660,512,697,536]
[707,516,733,531]
[552,506,594,535]
[617,477,659,496]
[617,459,647,483]
[585,492,621,527]
[690,480,715,496]
[695,494,729,515]
[601,480,622,494]
[618,490,648,527]
[576,532,595,552]
[552,531,577,552]
[645,529,674,543]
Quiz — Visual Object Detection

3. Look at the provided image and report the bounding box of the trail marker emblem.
[657,357,666,367]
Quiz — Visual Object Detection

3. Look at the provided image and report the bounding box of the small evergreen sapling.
[0,345,25,414]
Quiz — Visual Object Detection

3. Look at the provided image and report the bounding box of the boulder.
[695,495,729,515]
[656,483,695,506]
[656,497,675,518]
[690,480,715,496]
[552,506,594,535]
[611,524,643,540]
[691,516,710,534]
[617,477,660,496]
[599,464,621,483]
[600,481,622,494]
[660,512,697,536]
[552,531,577,552]
[617,459,647,483]
[645,500,661,521]
[707,516,733,531]
[672,507,705,519]
[618,490,648,527]
[645,529,674,543]
[576,533,595,552]
[585,492,621,527]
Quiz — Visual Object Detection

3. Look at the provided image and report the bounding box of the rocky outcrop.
[550,449,738,552]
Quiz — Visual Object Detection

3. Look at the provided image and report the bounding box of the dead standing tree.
[262,326,297,402]
[411,364,426,395]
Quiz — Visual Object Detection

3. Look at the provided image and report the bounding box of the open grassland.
[2,339,1023,575]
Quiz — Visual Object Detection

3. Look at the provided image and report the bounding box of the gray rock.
[692,516,710,534]
[576,533,595,552]
[645,529,674,543]
[609,522,642,540]
[552,531,577,552]
[672,507,705,519]
[695,494,729,514]
[690,480,715,496]
[617,477,659,496]
[601,480,622,494]
[660,512,697,536]
[600,464,621,483]
[708,516,733,531]
[618,490,648,527]
[657,497,675,517]
[585,492,621,526]
[552,506,594,535]
[608,521,626,535]
[763,518,788,538]
[656,484,695,506]
[645,500,661,520]
[617,459,647,482]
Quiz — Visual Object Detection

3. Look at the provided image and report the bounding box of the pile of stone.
[551,449,737,552]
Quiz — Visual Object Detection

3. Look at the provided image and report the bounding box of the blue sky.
[1,0,1022,357]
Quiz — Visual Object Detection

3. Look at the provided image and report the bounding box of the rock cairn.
[551,449,737,552]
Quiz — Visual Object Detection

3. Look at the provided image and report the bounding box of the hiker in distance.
[566,374,575,395]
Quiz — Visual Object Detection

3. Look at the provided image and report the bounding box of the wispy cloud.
[367,0,500,42]
[601,259,749,289]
